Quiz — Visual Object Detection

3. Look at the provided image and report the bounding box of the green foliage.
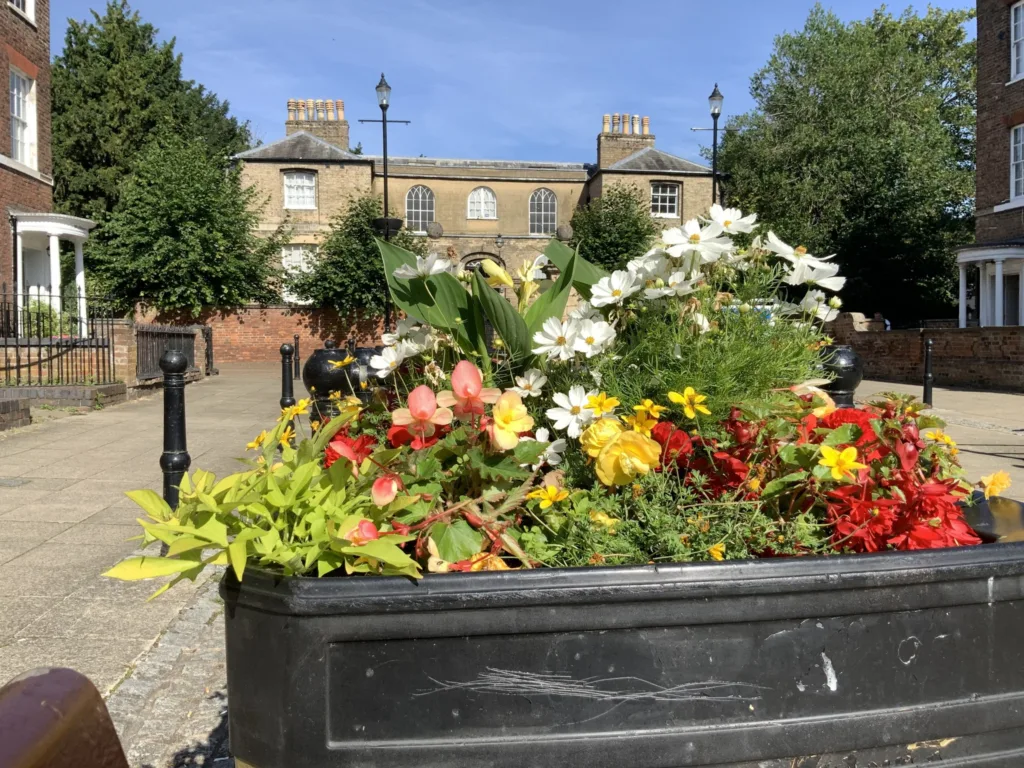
[288,195,426,317]
[569,185,659,273]
[89,131,284,316]
[23,301,76,337]
[52,1,251,222]
[717,4,975,322]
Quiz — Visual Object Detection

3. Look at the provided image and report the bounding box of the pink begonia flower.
[391,385,453,438]
[341,519,379,546]
[372,474,402,508]
[436,361,500,418]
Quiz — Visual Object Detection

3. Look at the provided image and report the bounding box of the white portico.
[956,245,1024,328]
[11,210,96,331]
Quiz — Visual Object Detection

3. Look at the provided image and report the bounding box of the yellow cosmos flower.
[246,430,268,451]
[329,355,356,369]
[589,511,618,532]
[925,429,957,449]
[527,485,569,509]
[596,431,661,487]
[818,445,868,482]
[980,470,1012,500]
[624,413,658,437]
[633,399,668,421]
[580,418,625,458]
[668,387,711,419]
[708,543,726,561]
[488,391,534,451]
[279,425,296,446]
[587,392,620,418]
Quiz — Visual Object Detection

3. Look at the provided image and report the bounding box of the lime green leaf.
[227,539,247,581]
[339,538,417,569]
[126,490,173,521]
[103,557,202,581]
[166,536,210,556]
[430,520,483,562]
[760,471,809,499]
[821,423,858,447]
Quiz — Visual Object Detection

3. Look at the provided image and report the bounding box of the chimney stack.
[596,110,657,169]
[286,96,351,149]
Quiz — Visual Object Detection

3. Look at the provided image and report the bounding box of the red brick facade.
[0,0,53,292]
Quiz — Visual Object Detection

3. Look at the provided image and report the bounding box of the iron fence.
[136,324,198,381]
[0,289,118,386]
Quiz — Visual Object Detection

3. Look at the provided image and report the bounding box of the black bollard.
[280,344,296,411]
[923,338,934,406]
[293,334,300,380]
[160,350,191,511]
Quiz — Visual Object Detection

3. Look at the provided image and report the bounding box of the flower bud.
[738,303,752,314]
[828,296,843,310]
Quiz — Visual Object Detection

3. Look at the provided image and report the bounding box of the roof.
[367,155,586,172]
[233,132,367,162]
[606,146,711,174]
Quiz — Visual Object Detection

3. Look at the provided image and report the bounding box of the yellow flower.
[586,392,620,418]
[580,418,625,458]
[633,399,667,420]
[468,552,511,571]
[280,397,313,421]
[980,470,1012,500]
[310,420,320,432]
[596,431,661,486]
[360,381,368,390]
[488,391,534,451]
[329,355,356,369]
[624,413,658,437]
[818,445,868,482]
[589,511,618,532]
[925,429,957,449]
[246,430,268,451]
[329,390,342,401]
[708,543,726,561]
[279,425,296,446]
[527,485,569,509]
[480,258,514,288]
[668,387,711,419]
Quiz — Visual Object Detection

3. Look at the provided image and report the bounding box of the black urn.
[302,341,384,420]
[820,344,863,409]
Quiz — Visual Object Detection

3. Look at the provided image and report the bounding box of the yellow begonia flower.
[480,259,514,289]
[925,429,957,449]
[488,391,534,451]
[596,431,661,487]
[246,430,267,451]
[589,511,618,532]
[668,387,711,419]
[329,355,356,369]
[980,471,1012,500]
[580,418,625,458]
[279,425,296,446]
[633,399,668,420]
[468,552,511,571]
[708,543,726,561]
[587,392,620,418]
[527,485,569,510]
[625,414,658,437]
[818,445,867,482]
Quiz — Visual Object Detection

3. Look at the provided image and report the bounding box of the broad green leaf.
[340,539,418,569]
[126,490,173,521]
[821,423,858,447]
[227,539,247,581]
[524,253,577,334]
[430,520,483,563]
[472,269,532,366]
[166,536,210,556]
[513,440,547,466]
[760,471,809,499]
[104,557,202,581]
[192,513,230,547]
[542,239,607,298]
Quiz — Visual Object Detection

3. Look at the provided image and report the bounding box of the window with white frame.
[1013,125,1024,200]
[1014,2,1024,80]
[283,171,317,209]
[8,0,34,21]
[406,185,435,232]
[529,188,557,235]
[9,68,35,168]
[650,182,679,217]
[281,243,317,304]
[467,186,497,219]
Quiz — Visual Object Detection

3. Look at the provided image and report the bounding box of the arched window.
[467,187,497,219]
[529,188,557,235]
[283,171,317,210]
[405,186,435,233]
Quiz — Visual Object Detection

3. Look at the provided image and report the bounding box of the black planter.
[820,343,863,409]
[222,543,1024,768]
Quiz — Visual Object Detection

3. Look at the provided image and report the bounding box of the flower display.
[547,385,596,438]
[595,431,662,486]
[391,385,454,440]
[488,391,534,450]
[532,317,579,362]
[669,387,712,420]
[591,270,641,307]
[437,360,501,418]
[580,417,625,458]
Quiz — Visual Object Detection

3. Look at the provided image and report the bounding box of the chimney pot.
[602,114,610,133]
[642,116,650,135]
[337,100,345,121]
[326,99,336,121]
[306,99,315,120]
[315,99,326,120]
[287,98,297,121]
[297,99,306,120]
[632,115,640,134]
[623,113,632,135]
[612,113,620,133]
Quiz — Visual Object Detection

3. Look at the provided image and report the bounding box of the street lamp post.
[708,84,724,207]
[495,233,505,264]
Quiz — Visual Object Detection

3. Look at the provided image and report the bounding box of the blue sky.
[50,0,973,164]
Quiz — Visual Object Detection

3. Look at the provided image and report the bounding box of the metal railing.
[136,324,198,381]
[0,289,117,386]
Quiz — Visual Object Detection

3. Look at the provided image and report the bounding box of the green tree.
[569,185,659,272]
[287,195,427,318]
[90,131,283,316]
[717,5,975,322]
[52,0,251,222]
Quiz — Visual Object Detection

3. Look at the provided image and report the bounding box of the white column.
[74,240,87,336]
[979,262,988,327]
[995,258,1005,327]
[48,234,62,314]
[15,229,24,334]
[958,263,967,328]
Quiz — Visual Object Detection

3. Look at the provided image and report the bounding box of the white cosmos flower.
[573,319,616,358]
[381,318,423,347]
[782,260,846,292]
[520,427,567,470]
[590,270,641,307]
[532,317,579,362]
[644,271,699,300]
[691,312,711,334]
[800,290,839,323]
[392,252,451,280]
[512,368,548,398]
[627,249,669,281]
[569,300,601,321]
[369,345,406,379]
[546,386,597,438]
[664,219,732,264]
[765,232,836,285]
[709,204,758,234]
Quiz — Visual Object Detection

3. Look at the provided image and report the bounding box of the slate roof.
[233,132,367,162]
[606,146,711,174]
[367,155,586,172]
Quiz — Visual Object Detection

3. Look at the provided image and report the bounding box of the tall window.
[9,68,34,168]
[283,172,316,209]
[650,182,679,217]
[467,186,497,219]
[406,185,435,233]
[8,0,33,20]
[1013,125,1024,201]
[281,244,317,304]
[1015,2,1024,80]
[529,188,557,235]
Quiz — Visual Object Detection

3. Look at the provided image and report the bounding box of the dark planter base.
[223,544,1024,768]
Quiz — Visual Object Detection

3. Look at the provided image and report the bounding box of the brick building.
[236,101,713,296]
[958,0,1024,327]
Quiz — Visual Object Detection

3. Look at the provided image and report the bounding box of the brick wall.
[829,312,1024,391]
[0,397,30,431]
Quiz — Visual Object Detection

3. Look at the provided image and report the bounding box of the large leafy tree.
[90,131,283,316]
[569,185,658,272]
[52,0,251,222]
[287,195,426,319]
[717,5,975,322]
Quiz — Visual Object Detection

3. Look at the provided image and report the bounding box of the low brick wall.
[135,305,382,364]
[829,313,1024,392]
[0,397,30,431]
[0,382,128,408]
